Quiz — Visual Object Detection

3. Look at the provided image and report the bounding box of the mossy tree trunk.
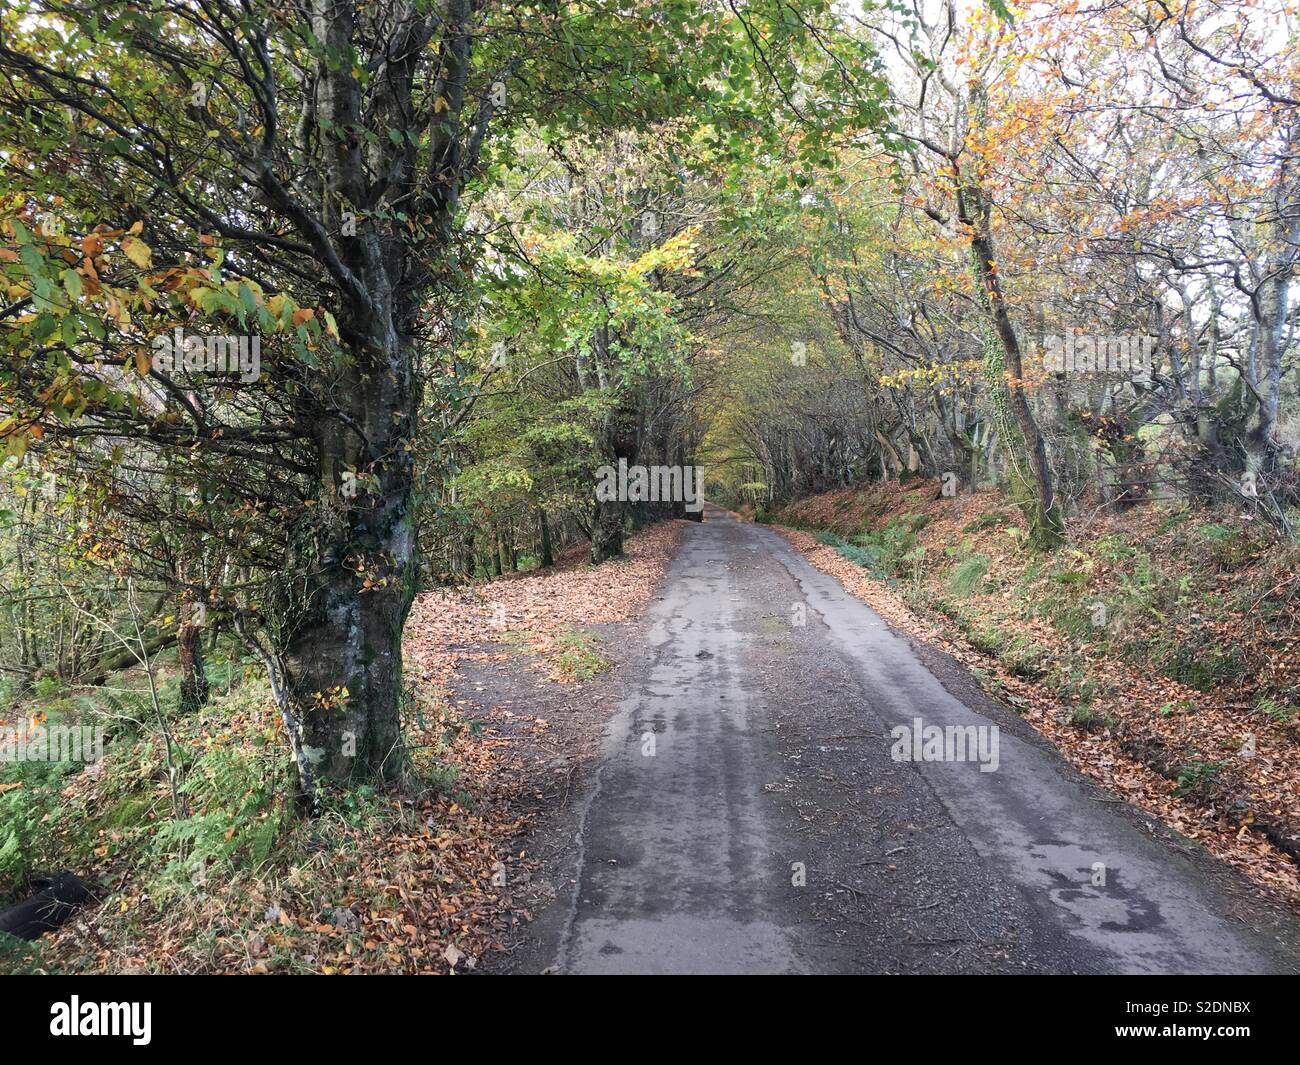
[953,110,1063,548]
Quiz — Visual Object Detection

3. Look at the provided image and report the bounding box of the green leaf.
[60,268,83,301]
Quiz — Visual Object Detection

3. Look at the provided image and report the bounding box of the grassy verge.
[502,625,611,683]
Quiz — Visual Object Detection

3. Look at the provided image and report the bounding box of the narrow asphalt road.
[553,506,1298,974]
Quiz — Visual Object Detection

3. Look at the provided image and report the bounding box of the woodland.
[0,0,1296,975]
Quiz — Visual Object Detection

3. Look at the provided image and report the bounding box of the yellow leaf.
[121,236,152,269]
[134,348,152,376]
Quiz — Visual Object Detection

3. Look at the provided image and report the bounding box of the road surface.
[551,506,1297,974]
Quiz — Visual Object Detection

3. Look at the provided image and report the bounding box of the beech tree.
[0,0,889,800]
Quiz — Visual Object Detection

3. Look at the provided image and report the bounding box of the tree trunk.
[538,510,554,568]
[958,169,1063,548]
[1244,110,1300,477]
[78,630,177,688]
[498,527,509,573]
[875,428,905,479]
[177,599,209,715]
[591,497,625,562]
[275,300,419,791]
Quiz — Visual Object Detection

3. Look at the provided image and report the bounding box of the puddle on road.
[1029,841,1168,944]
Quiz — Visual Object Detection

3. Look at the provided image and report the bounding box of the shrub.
[966,620,1006,656]
[1194,522,1264,570]
[1070,706,1101,731]
[0,760,77,896]
[1254,696,1298,726]
[152,741,289,894]
[1159,642,1248,691]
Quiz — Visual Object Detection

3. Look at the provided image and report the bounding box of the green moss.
[101,794,154,829]
[551,628,610,681]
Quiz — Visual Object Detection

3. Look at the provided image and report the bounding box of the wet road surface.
[554,507,1296,974]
